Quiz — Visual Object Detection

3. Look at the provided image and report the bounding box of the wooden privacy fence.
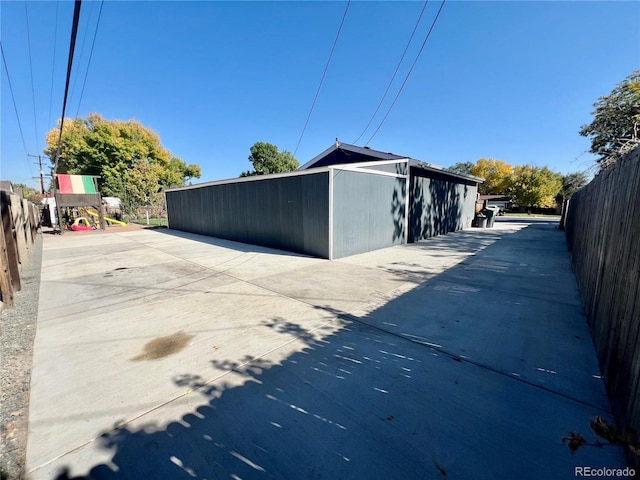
[0,190,40,312]
[565,146,640,467]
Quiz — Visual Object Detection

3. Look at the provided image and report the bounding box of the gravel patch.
[1,233,42,480]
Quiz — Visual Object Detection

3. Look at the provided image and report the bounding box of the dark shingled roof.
[299,142,483,184]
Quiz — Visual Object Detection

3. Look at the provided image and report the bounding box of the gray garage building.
[165,142,481,259]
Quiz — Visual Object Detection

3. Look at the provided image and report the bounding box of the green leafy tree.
[124,159,164,212]
[470,158,513,195]
[240,142,299,177]
[557,171,589,229]
[447,162,474,176]
[508,165,563,209]
[580,70,640,162]
[560,171,589,200]
[44,114,201,197]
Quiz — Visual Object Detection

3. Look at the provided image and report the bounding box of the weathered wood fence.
[565,146,640,467]
[0,190,40,313]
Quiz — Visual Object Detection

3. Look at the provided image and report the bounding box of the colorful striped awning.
[57,175,97,194]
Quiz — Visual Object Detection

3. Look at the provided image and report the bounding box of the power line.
[0,42,30,158]
[75,0,104,118]
[353,0,429,145]
[54,0,83,175]
[48,1,60,131]
[52,0,82,234]
[365,0,446,146]
[24,0,40,151]
[68,0,94,111]
[293,0,351,157]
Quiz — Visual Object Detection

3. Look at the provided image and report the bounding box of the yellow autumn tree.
[508,165,563,208]
[470,158,513,195]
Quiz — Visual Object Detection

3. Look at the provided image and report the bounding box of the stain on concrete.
[105,267,129,278]
[131,331,194,361]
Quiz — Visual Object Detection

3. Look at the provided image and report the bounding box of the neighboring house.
[166,141,483,259]
[478,194,513,211]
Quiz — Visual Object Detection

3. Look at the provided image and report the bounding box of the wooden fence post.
[9,194,27,266]
[0,192,21,291]
[29,203,39,238]
[22,198,33,247]
[0,208,14,309]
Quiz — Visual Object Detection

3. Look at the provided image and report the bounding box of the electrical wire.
[24,0,40,151]
[54,0,83,174]
[47,1,60,131]
[1,42,30,158]
[352,0,429,145]
[75,0,104,118]
[68,0,94,111]
[293,0,351,157]
[365,0,446,146]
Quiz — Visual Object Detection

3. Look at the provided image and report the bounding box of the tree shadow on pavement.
[51,222,625,480]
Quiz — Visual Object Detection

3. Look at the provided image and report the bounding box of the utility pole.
[28,154,46,194]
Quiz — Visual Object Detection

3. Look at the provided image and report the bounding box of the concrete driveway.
[26,220,626,479]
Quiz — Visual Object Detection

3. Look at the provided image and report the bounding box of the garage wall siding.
[331,169,407,259]
[409,168,477,242]
[167,164,479,259]
[166,172,330,258]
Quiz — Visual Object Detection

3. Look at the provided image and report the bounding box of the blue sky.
[1,1,639,188]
